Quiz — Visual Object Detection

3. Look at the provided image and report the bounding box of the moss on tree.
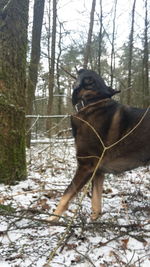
[0,102,26,184]
[0,0,29,184]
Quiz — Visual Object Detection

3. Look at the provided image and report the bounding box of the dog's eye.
[83,77,94,85]
[85,94,93,98]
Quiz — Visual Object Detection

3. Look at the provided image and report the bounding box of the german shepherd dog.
[49,69,150,221]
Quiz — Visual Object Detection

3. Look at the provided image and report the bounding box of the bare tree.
[0,0,29,184]
[56,21,63,115]
[26,0,45,147]
[98,0,103,75]
[46,0,57,134]
[110,0,117,88]
[127,0,136,104]
[83,0,96,69]
[143,0,149,107]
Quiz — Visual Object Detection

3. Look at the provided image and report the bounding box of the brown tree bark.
[46,0,57,135]
[83,0,96,69]
[110,0,117,88]
[143,0,149,107]
[127,0,136,104]
[0,0,29,184]
[56,22,63,116]
[26,0,45,147]
[98,0,103,76]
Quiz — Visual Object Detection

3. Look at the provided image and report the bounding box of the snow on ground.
[0,139,150,267]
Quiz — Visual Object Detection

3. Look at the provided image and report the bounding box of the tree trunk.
[143,0,149,107]
[98,0,103,76]
[56,22,63,116]
[26,0,45,147]
[83,0,96,69]
[127,0,136,104]
[46,0,57,135]
[110,0,117,88]
[0,0,29,184]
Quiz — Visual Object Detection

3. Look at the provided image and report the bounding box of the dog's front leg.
[48,164,92,221]
[91,172,105,220]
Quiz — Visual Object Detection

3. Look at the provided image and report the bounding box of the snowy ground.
[0,139,150,267]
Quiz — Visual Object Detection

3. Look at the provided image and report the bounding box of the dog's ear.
[72,88,79,105]
[73,69,87,91]
[72,69,121,105]
[107,86,121,97]
[74,69,120,94]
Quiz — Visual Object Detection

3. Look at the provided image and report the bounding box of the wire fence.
[26,114,72,142]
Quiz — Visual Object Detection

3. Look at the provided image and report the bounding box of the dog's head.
[72,69,120,106]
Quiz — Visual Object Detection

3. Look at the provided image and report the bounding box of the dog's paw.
[91,212,101,221]
[47,215,59,222]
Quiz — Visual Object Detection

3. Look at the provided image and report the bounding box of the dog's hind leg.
[48,163,93,221]
[91,172,105,220]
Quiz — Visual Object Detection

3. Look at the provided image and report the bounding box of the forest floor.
[0,139,150,267]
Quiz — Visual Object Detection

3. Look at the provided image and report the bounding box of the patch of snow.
[0,260,11,267]
[0,141,150,267]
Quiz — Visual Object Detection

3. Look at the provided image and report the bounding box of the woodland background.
[0,0,149,183]
[28,0,149,148]
[0,0,149,201]
[0,1,150,266]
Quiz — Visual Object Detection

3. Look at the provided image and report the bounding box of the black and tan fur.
[49,69,150,221]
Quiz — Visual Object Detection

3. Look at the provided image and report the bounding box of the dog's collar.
[74,97,110,112]
[74,98,110,112]
[75,100,85,112]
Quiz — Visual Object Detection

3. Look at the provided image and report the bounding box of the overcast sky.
[55,0,147,48]
[28,0,148,51]
[28,0,149,75]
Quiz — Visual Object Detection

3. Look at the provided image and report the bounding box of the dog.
[49,69,150,221]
